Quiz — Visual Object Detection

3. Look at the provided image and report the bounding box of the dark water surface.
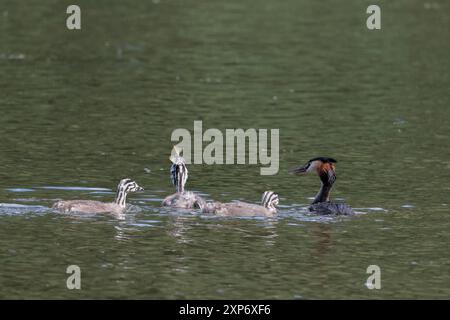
[1,0,449,298]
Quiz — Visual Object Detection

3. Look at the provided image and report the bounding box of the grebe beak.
[288,162,310,175]
[138,186,144,192]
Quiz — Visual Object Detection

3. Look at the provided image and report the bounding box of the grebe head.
[289,157,337,185]
[115,178,144,207]
[169,146,188,193]
[289,157,336,175]
[261,191,279,211]
[118,178,144,192]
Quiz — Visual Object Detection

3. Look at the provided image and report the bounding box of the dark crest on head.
[308,157,337,164]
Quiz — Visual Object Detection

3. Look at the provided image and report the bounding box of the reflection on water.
[1,0,450,298]
[311,224,333,258]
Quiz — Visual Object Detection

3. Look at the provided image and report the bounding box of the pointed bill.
[170,145,184,164]
[288,162,310,175]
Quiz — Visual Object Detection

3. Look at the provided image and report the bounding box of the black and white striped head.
[170,146,188,193]
[118,178,144,193]
[115,178,144,207]
[261,191,279,212]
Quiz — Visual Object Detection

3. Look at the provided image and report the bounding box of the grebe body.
[162,191,204,209]
[309,201,354,215]
[53,178,143,214]
[200,191,279,217]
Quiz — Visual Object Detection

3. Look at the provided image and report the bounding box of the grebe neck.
[115,188,128,208]
[312,168,336,204]
[170,161,188,193]
[312,182,332,204]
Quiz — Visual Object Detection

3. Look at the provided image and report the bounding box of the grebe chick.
[200,191,279,217]
[53,178,144,214]
[289,157,354,215]
[162,147,205,209]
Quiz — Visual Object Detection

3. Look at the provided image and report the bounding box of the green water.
[1,0,449,299]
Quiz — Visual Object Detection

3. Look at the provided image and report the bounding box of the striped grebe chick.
[200,191,279,217]
[289,157,354,215]
[53,178,144,214]
[162,147,205,209]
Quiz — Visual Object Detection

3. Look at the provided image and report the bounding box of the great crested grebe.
[53,178,144,214]
[162,147,205,209]
[289,157,354,215]
[199,191,279,217]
